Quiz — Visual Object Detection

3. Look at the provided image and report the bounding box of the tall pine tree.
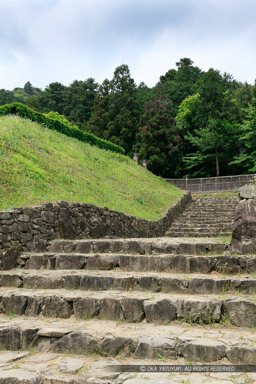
[135,88,180,176]
[89,64,140,155]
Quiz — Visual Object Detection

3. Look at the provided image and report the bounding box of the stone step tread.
[51,236,228,245]
[176,220,234,223]
[182,209,236,212]
[175,213,234,216]
[172,221,234,225]
[16,252,256,275]
[49,238,227,255]
[21,251,239,258]
[178,207,235,210]
[0,356,252,384]
[174,214,235,218]
[176,214,235,218]
[2,268,255,279]
[165,233,231,237]
[1,287,256,328]
[167,229,232,232]
[1,269,256,295]
[2,353,246,384]
[0,351,122,384]
[0,314,255,364]
[176,215,235,219]
[170,222,233,225]
[167,229,232,231]
[166,230,231,233]
[179,211,235,213]
[1,286,250,300]
[167,231,232,234]
[183,203,237,206]
[171,227,233,231]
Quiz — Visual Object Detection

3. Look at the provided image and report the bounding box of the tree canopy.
[1,59,255,178]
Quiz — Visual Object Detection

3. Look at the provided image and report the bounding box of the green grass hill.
[0,115,184,220]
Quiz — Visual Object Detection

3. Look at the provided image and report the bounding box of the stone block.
[51,332,98,354]
[180,339,226,362]
[41,296,73,318]
[3,295,28,316]
[73,297,99,319]
[99,298,124,321]
[134,336,177,359]
[120,298,145,322]
[144,299,176,323]
[223,298,256,327]
[177,299,222,323]
[99,336,135,357]
[2,246,22,270]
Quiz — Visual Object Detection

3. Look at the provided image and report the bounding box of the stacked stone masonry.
[1,196,256,384]
[0,193,191,255]
[166,197,238,237]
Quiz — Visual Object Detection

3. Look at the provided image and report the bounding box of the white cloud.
[0,0,255,89]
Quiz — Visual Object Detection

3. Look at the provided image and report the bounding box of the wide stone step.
[48,238,227,255]
[183,207,236,212]
[176,215,235,221]
[16,252,256,274]
[176,219,234,225]
[171,225,233,231]
[184,201,237,206]
[168,231,233,237]
[0,353,253,384]
[165,232,231,237]
[173,221,233,227]
[175,218,235,224]
[0,353,251,384]
[0,315,255,364]
[0,288,255,327]
[1,269,256,295]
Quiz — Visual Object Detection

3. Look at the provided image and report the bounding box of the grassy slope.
[0,115,184,220]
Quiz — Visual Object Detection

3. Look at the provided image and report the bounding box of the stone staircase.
[166,197,238,237]
[1,236,256,383]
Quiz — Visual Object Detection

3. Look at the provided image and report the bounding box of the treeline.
[1,58,256,178]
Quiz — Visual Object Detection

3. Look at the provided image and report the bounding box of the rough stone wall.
[0,192,191,254]
[231,198,256,254]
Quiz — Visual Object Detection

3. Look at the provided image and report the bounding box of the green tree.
[88,79,112,138]
[231,98,256,172]
[159,58,202,115]
[24,81,33,95]
[177,69,238,176]
[89,64,140,155]
[0,89,14,105]
[41,82,67,114]
[137,82,154,113]
[135,92,180,176]
[64,78,98,129]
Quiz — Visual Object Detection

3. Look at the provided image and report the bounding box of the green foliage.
[41,82,67,114]
[63,78,98,129]
[0,102,125,155]
[176,69,240,177]
[135,90,181,176]
[89,64,140,155]
[160,58,202,116]
[0,89,14,105]
[0,115,183,219]
[0,58,255,177]
[44,111,75,129]
[231,98,256,172]
[24,81,34,95]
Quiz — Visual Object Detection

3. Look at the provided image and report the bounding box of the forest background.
[1,58,255,178]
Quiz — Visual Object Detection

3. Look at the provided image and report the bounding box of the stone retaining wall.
[0,192,191,253]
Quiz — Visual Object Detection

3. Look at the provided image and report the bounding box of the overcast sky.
[0,0,255,90]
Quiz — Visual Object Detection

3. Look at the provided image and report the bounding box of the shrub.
[0,103,125,155]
